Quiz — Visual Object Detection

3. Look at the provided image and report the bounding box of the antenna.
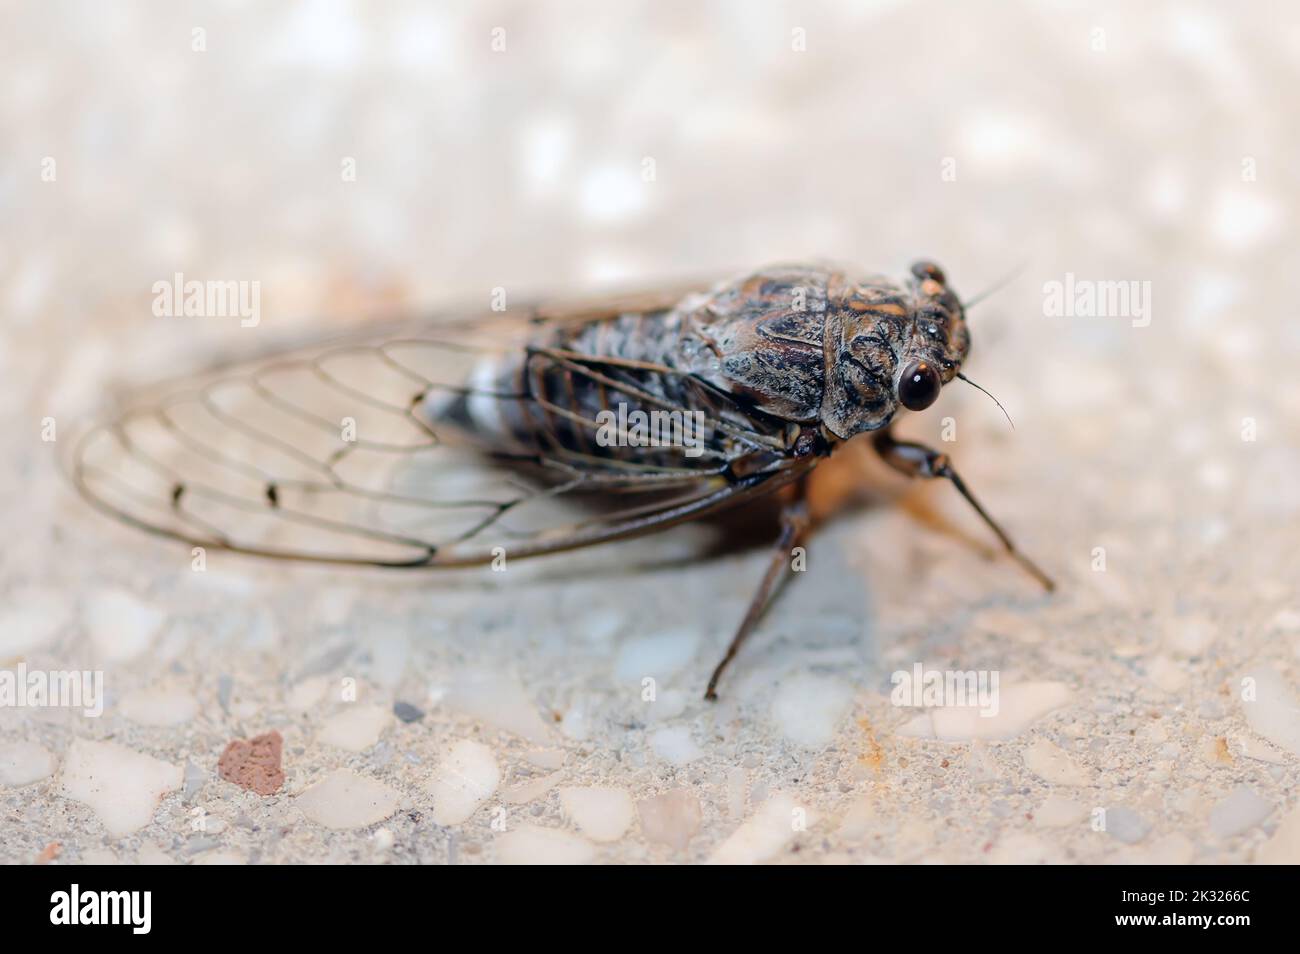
[956,372,1014,430]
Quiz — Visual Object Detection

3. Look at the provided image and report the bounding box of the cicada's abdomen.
[432,307,733,466]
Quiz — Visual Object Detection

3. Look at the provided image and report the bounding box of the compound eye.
[898,360,941,411]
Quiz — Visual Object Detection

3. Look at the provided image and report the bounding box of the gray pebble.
[1105,806,1151,844]
[393,701,424,723]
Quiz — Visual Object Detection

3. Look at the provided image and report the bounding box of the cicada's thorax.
[446,263,961,461]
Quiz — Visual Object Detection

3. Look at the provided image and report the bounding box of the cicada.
[72,261,1052,698]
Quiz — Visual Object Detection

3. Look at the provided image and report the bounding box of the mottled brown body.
[456,262,970,465]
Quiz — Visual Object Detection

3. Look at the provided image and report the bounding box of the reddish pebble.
[218,730,285,795]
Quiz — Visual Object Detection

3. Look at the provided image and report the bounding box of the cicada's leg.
[871,429,1055,591]
[704,478,811,701]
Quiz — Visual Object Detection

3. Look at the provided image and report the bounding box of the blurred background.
[2,1,1299,864]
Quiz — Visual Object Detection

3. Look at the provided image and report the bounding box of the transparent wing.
[69,301,811,568]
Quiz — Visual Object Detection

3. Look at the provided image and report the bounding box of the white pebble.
[645,688,688,722]
[1256,804,1300,863]
[648,725,704,766]
[59,738,182,836]
[285,676,329,711]
[119,687,198,726]
[1233,734,1286,764]
[83,588,166,663]
[444,670,553,743]
[428,739,500,825]
[0,741,58,787]
[1164,615,1216,657]
[0,588,71,656]
[637,789,701,851]
[614,629,700,682]
[559,786,635,842]
[710,793,813,864]
[1268,608,1300,633]
[501,771,561,805]
[318,704,391,752]
[1022,737,1090,786]
[1146,656,1189,693]
[523,748,566,770]
[1034,794,1089,828]
[1208,786,1273,838]
[297,769,400,829]
[1239,668,1300,756]
[896,682,1071,740]
[770,673,852,747]
[496,824,595,864]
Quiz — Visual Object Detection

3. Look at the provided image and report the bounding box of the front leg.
[872,429,1054,591]
[704,478,811,701]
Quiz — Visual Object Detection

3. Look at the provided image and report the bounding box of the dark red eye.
[898,360,941,411]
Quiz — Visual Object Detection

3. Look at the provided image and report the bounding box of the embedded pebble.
[990,833,1055,864]
[1267,608,1300,633]
[495,824,595,864]
[58,738,183,836]
[614,629,700,682]
[1022,738,1090,785]
[443,670,552,742]
[644,687,688,722]
[182,761,206,803]
[1164,615,1216,656]
[837,795,877,837]
[119,687,199,726]
[1233,734,1286,764]
[896,682,1071,740]
[501,771,561,805]
[285,676,329,711]
[648,726,704,765]
[217,731,284,795]
[710,793,813,864]
[1104,806,1151,844]
[1238,668,1300,756]
[637,789,702,851]
[1208,786,1273,838]
[319,704,391,752]
[83,588,166,663]
[1033,794,1089,828]
[559,786,635,842]
[524,748,567,770]
[559,705,590,741]
[393,700,424,723]
[0,588,72,656]
[297,769,400,829]
[770,673,852,746]
[1256,804,1300,863]
[0,741,58,787]
[428,739,500,825]
[1145,656,1188,694]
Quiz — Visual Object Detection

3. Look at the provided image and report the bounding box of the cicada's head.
[894,260,970,412]
[821,260,970,439]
